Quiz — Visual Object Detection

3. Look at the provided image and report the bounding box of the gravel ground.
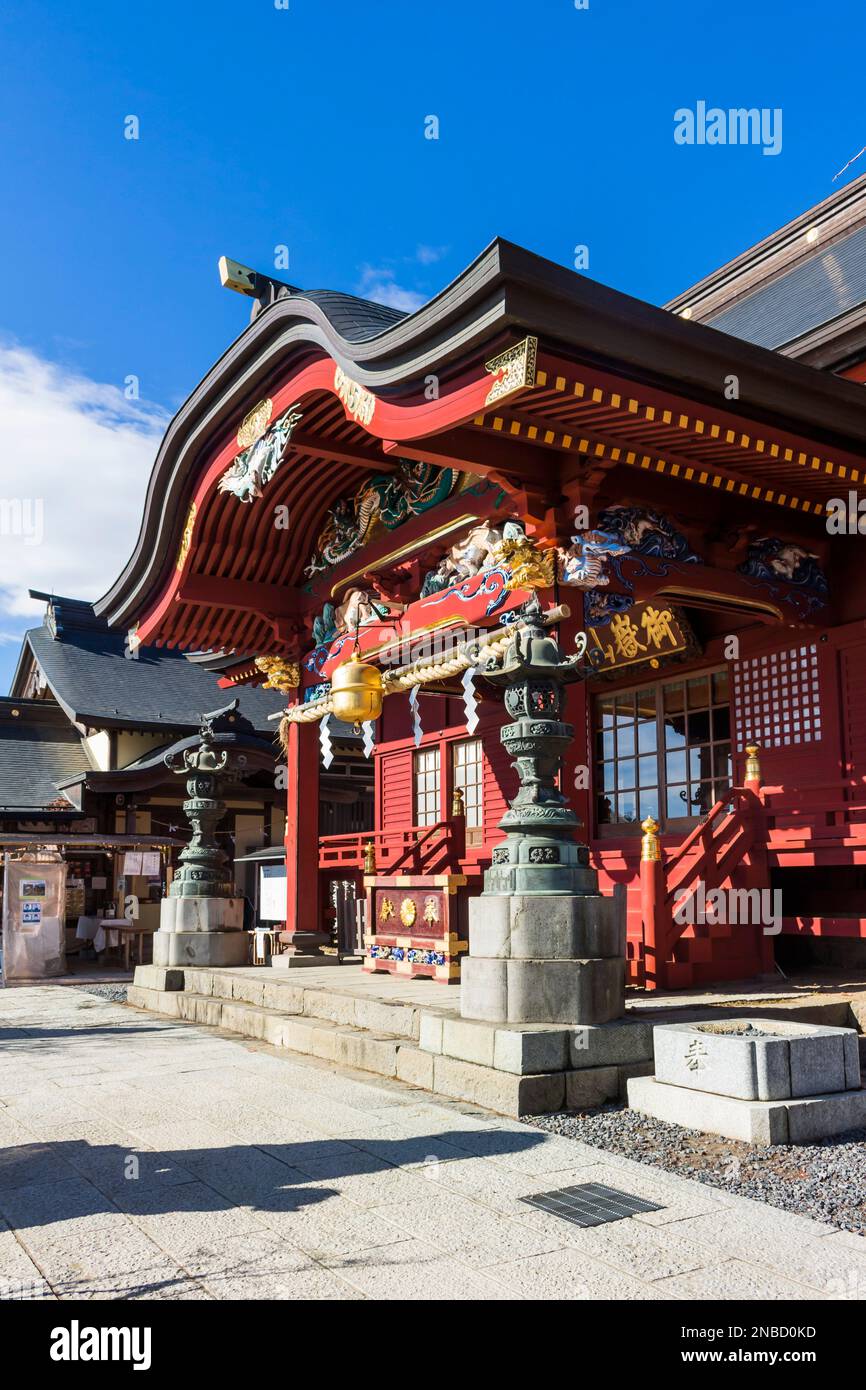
[71,983,128,1003]
[527,1103,866,1235]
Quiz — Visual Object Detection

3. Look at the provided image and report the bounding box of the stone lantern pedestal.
[152,702,249,969]
[460,599,626,1026]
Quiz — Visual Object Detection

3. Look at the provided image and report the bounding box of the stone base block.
[628,1074,866,1145]
[566,1065,620,1110]
[132,964,184,992]
[468,890,625,961]
[461,955,624,1025]
[570,1018,654,1068]
[159,896,244,933]
[431,1053,566,1117]
[153,930,248,968]
[459,957,509,1021]
[419,1009,653,1076]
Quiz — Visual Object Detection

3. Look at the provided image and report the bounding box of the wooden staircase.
[632,768,771,990]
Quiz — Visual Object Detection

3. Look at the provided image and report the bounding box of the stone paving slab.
[0,984,862,1301]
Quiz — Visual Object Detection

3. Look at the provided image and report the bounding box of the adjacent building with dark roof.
[0,593,289,943]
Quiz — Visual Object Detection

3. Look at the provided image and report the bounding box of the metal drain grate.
[518,1182,664,1228]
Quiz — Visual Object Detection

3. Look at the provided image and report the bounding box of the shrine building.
[97,175,866,991]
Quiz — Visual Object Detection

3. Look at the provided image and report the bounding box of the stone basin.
[653,1016,861,1101]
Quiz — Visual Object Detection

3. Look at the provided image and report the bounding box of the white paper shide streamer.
[361,720,376,758]
[408,684,423,747]
[462,665,479,734]
[319,713,334,769]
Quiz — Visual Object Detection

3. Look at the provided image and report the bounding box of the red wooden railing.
[640,785,765,991]
[318,818,466,877]
[761,779,866,832]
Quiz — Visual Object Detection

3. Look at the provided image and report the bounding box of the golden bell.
[331,657,384,727]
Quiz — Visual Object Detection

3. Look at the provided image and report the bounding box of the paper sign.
[259,864,287,922]
[123,852,143,876]
[140,852,161,878]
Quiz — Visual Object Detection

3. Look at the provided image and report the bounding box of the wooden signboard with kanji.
[587,601,695,676]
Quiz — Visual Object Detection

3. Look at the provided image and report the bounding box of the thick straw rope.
[277,603,570,749]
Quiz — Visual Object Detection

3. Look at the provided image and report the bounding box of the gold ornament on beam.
[492,534,556,591]
[254,655,300,693]
[334,365,376,427]
[484,335,538,406]
[176,502,197,572]
[236,398,273,449]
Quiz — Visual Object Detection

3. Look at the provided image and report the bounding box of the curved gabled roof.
[293,289,406,342]
[96,236,866,639]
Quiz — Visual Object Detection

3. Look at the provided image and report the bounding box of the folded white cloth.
[75,916,99,941]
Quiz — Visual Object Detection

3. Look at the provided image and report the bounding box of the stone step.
[133,964,422,1040]
[126,974,649,1119]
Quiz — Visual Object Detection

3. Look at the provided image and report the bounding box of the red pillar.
[282,719,327,958]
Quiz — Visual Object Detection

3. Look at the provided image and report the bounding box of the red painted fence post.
[640,815,667,991]
[744,744,775,973]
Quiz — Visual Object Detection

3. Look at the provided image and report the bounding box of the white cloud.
[0,342,167,622]
[415,244,449,266]
[355,265,426,313]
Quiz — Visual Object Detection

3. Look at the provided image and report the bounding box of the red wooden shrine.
[98,185,866,990]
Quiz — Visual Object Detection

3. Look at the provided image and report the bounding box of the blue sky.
[0,0,864,691]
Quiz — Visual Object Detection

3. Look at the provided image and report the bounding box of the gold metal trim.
[334,365,376,426]
[236,398,273,449]
[176,502,197,571]
[484,336,538,406]
[654,585,784,621]
[328,514,480,597]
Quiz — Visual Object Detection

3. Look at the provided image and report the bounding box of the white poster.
[259,865,287,922]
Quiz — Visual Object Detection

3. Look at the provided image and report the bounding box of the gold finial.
[451,786,465,818]
[363,841,377,875]
[641,816,661,862]
[745,743,762,786]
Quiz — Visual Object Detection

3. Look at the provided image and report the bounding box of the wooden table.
[98,920,156,970]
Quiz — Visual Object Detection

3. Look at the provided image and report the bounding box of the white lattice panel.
[732,643,821,751]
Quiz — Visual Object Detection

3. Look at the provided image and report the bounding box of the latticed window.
[413,746,441,826]
[595,669,732,829]
[452,738,483,844]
